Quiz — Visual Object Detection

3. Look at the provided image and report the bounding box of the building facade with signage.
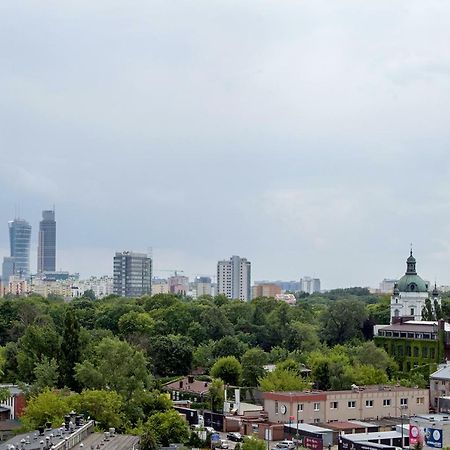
[263,386,429,424]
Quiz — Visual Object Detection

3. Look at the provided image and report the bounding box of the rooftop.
[264,385,427,399]
[431,364,450,380]
[163,376,210,395]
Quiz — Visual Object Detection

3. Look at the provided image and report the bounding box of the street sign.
[304,436,323,450]
[425,428,443,449]
[211,433,221,442]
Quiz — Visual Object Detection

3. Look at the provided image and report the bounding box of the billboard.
[304,436,323,450]
[425,428,443,449]
[410,424,423,446]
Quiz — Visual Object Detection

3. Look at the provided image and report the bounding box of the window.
[417,397,424,405]
[410,308,415,315]
[348,401,356,408]
[313,403,320,411]
[366,400,373,407]
[383,399,391,407]
[400,398,408,406]
[297,404,303,412]
[314,418,320,424]
[330,402,338,409]
[275,401,279,414]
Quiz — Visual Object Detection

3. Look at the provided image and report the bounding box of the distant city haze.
[1,1,450,289]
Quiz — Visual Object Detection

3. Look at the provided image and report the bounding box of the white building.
[300,276,321,294]
[379,278,398,293]
[217,255,251,301]
[74,276,114,299]
[390,251,440,323]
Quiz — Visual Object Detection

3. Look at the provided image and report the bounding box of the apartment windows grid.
[113,251,152,297]
[417,397,424,404]
[313,403,320,411]
[348,401,356,408]
[297,404,303,412]
[383,399,391,407]
[217,255,251,301]
[400,398,408,406]
[330,401,338,409]
[365,400,373,408]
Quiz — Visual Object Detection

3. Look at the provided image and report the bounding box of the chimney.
[188,375,194,384]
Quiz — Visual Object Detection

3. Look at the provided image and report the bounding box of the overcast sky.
[1,1,450,289]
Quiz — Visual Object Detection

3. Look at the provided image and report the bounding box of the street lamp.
[399,405,408,449]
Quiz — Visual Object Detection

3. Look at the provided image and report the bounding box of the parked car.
[227,432,243,442]
[276,441,295,449]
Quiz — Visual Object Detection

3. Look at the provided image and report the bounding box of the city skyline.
[2,2,450,288]
[0,210,446,290]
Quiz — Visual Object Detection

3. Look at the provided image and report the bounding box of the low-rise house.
[0,385,26,420]
[163,376,210,403]
[430,363,450,409]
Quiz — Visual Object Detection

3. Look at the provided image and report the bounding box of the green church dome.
[396,250,429,293]
[397,274,429,293]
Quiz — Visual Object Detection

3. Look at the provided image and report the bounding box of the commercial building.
[113,251,152,297]
[8,218,31,279]
[374,320,450,373]
[217,255,251,301]
[252,283,282,298]
[263,385,429,424]
[409,414,450,450]
[37,209,56,273]
[300,277,321,294]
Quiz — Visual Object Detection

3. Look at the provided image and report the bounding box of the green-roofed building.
[390,250,440,324]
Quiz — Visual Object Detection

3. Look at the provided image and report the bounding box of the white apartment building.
[217,255,251,301]
[75,276,114,299]
[300,276,321,294]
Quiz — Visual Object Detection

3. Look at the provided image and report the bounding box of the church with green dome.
[390,251,440,323]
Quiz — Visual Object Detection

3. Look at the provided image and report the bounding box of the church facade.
[390,251,441,324]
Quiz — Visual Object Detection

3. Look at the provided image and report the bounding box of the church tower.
[390,251,440,323]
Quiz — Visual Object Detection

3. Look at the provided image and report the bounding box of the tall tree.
[210,356,242,386]
[60,309,81,390]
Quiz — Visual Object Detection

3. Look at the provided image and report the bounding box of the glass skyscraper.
[37,209,56,273]
[8,218,32,279]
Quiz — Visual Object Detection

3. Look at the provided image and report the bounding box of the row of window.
[275,397,424,414]
[388,345,436,359]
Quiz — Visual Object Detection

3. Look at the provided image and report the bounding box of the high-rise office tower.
[2,256,16,285]
[37,209,56,273]
[8,218,32,279]
[113,251,152,297]
[217,255,251,301]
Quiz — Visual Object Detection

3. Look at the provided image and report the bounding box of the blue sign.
[211,433,221,442]
[425,428,443,448]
